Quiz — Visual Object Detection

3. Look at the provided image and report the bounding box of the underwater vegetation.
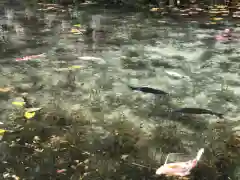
[0,0,240,180]
[0,101,240,180]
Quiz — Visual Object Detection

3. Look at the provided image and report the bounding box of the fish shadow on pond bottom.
[168,113,209,132]
[148,105,209,132]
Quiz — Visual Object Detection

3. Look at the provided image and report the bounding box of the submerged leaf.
[74,24,81,27]
[24,111,36,119]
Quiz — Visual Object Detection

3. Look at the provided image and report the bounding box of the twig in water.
[131,162,156,170]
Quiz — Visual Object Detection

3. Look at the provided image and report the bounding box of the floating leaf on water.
[70,28,80,33]
[212,17,223,21]
[74,24,81,27]
[158,20,167,23]
[181,13,189,16]
[0,129,6,135]
[180,9,187,12]
[12,175,20,180]
[233,15,240,18]
[24,111,36,119]
[210,8,219,11]
[0,130,6,140]
[209,11,219,14]
[54,68,69,72]
[121,154,129,160]
[12,101,25,107]
[3,173,10,178]
[70,28,83,35]
[196,8,203,11]
[25,107,42,112]
[150,8,160,12]
[33,136,41,141]
[34,148,44,152]
[216,5,227,9]
[78,56,106,64]
[221,10,229,13]
[54,66,81,71]
[219,9,227,11]
[165,70,185,78]
[69,65,81,69]
[0,87,12,92]
[189,11,198,15]
[46,6,56,10]
[73,32,83,35]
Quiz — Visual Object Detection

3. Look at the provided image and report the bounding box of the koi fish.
[15,54,45,61]
[128,85,168,95]
[173,108,224,118]
[156,148,204,177]
[215,35,232,41]
[215,28,236,41]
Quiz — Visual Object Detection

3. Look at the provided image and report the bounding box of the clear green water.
[0,1,240,180]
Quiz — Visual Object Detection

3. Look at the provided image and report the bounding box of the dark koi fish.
[128,85,168,95]
[173,108,224,118]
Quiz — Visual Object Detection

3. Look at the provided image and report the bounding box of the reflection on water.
[0,1,240,179]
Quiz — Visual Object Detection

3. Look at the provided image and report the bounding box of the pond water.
[0,1,240,180]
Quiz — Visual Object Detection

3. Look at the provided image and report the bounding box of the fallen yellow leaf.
[150,8,160,12]
[0,129,6,135]
[74,24,81,27]
[70,28,80,33]
[12,101,26,107]
[24,111,36,119]
[212,17,223,21]
[69,65,81,69]
[210,22,217,24]
[46,6,56,10]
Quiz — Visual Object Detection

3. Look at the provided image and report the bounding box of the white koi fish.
[156,148,204,177]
